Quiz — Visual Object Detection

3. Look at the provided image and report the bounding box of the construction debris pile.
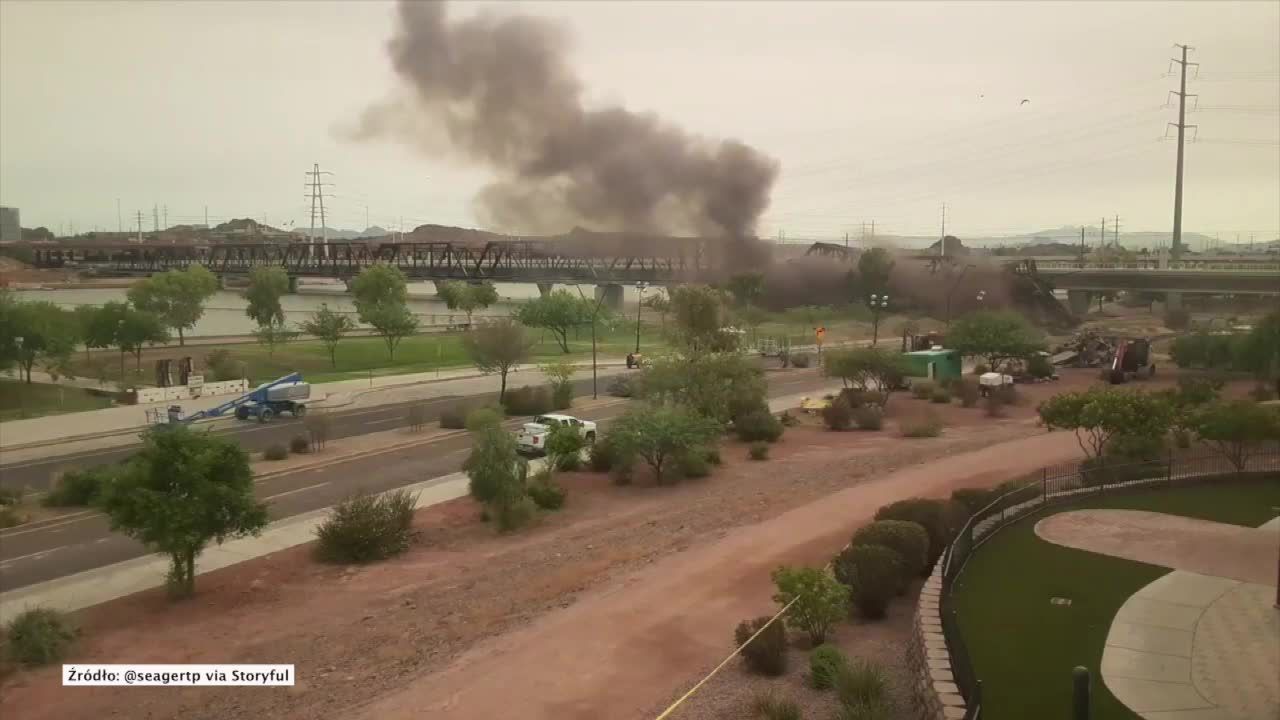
[1049,331,1119,368]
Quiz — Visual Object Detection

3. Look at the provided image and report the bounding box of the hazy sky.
[2,0,1277,241]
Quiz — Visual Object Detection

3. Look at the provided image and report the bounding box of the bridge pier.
[536,282,555,298]
[594,283,624,311]
[1067,290,1093,316]
[1165,292,1183,312]
[288,276,299,294]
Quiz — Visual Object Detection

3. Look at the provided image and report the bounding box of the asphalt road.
[0,375,616,493]
[0,372,830,593]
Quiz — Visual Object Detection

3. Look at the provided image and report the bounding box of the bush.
[852,405,883,431]
[834,660,889,712]
[0,506,21,529]
[849,520,930,580]
[493,495,537,532]
[1080,456,1166,487]
[984,394,1006,418]
[678,450,712,478]
[1027,354,1055,379]
[407,402,429,431]
[899,412,943,438]
[466,406,504,432]
[910,381,934,399]
[1249,384,1276,402]
[790,352,812,369]
[42,465,112,507]
[749,442,770,461]
[546,424,587,470]
[772,566,850,645]
[1172,427,1192,449]
[4,607,76,667]
[504,386,554,416]
[527,477,567,510]
[607,374,637,398]
[823,397,854,431]
[778,410,799,427]
[551,382,573,410]
[289,435,311,454]
[1164,306,1191,330]
[305,411,332,450]
[835,700,892,720]
[263,443,289,461]
[704,445,723,465]
[972,363,990,375]
[810,643,849,690]
[751,690,803,720]
[205,348,242,381]
[930,387,951,404]
[956,380,980,408]
[588,435,620,472]
[0,487,20,506]
[995,383,1020,406]
[874,498,965,567]
[735,616,788,676]
[736,409,785,443]
[314,489,417,563]
[950,487,995,516]
[1106,432,1166,462]
[439,405,468,429]
[838,387,871,409]
[833,544,905,618]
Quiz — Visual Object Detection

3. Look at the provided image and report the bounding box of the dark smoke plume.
[352,1,779,239]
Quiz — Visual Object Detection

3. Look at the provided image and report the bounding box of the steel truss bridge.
[27,241,709,285]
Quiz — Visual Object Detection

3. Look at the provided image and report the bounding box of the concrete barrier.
[133,379,248,405]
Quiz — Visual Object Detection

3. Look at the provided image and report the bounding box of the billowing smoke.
[352,1,779,239]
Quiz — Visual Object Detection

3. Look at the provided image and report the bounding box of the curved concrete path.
[1036,512,1279,720]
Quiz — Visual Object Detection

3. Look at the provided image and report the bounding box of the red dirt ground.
[0,370,1242,720]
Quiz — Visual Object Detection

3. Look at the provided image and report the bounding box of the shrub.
[205,348,242,381]
[899,412,943,438]
[1164,306,1191,330]
[950,487,995,516]
[1080,456,1166,487]
[704,445,723,465]
[289,435,311,454]
[734,616,788,676]
[910,381,933,399]
[1172,427,1192,449]
[995,383,1020,406]
[838,387,874,409]
[1249,384,1276,402]
[263,443,289,461]
[493,495,537,532]
[956,380,980,408]
[874,498,965,567]
[779,410,799,427]
[1106,432,1166,462]
[4,607,76,667]
[749,442,770,461]
[852,405,883,430]
[835,698,892,720]
[314,489,417,563]
[546,424,587,471]
[305,411,333,450]
[588,436,619,472]
[504,385,554,416]
[750,690,802,720]
[930,387,951,404]
[466,406,504,432]
[42,466,112,507]
[772,566,850,645]
[823,396,854,431]
[849,520,930,580]
[678,450,712,478]
[551,382,573,410]
[527,477,567,510]
[0,487,21,506]
[984,394,1006,418]
[809,643,849,690]
[1027,354,1055,379]
[833,544,905,618]
[0,506,21,529]
[972,363,990,375]
[439,405,468,429]
[736,409,785,443]
[834,660,889,711]
[790,352,812,369]
[407,402,429,431]
[607,374,637,398]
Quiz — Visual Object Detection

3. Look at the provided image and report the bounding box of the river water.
[12,281,645,338]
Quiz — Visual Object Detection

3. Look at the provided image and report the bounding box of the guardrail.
[937,447,1280,720]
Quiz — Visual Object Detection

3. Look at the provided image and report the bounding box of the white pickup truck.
[515,414,597,455]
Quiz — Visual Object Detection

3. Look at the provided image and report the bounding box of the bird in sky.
[1020,98,1031,105]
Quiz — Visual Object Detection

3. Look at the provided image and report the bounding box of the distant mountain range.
[290,225,389,241]
[820,225,1268,252]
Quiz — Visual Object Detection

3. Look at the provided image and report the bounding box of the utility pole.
[939,203,947,257]
[162,204,168,230]
[1113,214,1120,246]
[1168,44,1199,261]
[1101,217,1107,248]
[153,204,159,232]
[135,210,144,242]
[204,206,209,229]
[1079,226,1086,264]
[116,198,122,233]
[870,220,875,242]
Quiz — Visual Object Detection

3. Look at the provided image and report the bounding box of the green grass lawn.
[0,378,116,423]
[954,476,1280,720]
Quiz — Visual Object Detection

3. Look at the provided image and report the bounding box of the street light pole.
[634,281,648,355]
[869,294,889,346]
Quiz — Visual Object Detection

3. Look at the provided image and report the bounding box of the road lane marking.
[365,418,399,426]
[0,545,69,568]
[0,512,103,539]
[263,482,331,501]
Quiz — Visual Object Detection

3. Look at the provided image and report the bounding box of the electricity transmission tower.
[304,164,335,255]
[1167,44,1199,261]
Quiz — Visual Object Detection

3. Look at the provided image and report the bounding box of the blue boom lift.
[146,373,311,426]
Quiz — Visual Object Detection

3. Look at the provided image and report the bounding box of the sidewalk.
[0,359,631,454]
[0,387,835,619]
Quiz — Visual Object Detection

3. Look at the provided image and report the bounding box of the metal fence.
[938,447,1280,720]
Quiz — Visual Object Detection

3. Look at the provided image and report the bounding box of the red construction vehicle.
[1107,339,1156,384]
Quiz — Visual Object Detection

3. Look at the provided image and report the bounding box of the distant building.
[0,206,19,243]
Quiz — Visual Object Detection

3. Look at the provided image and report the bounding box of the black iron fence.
[938,446,1280,720]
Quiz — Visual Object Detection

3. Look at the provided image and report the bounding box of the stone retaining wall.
[906,562,966,720]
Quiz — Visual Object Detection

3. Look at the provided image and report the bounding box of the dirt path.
[1035,510,1278,585]
[354,430,1085,720]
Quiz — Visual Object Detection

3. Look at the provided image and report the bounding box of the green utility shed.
[902,348,963,382]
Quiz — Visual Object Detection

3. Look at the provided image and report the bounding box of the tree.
[243,266,290,329]
[667,284,739,353]
[462,319,534,404]
[857,247,895,298]
[770,566,850,645]
[462,418,534,531]
[541,358,578,409]
[514,289,594,353]
[351,265,419,359]
[822,347,910,406]
[437,280,499,325]
[946,310,1045,371]
[1235,311,1280,396]
[253,322,299,357]
[1189,400,1280,473]
[1,299,79,383]
[641,352,767,424]
[1038,387,1174,460]
[115,305,169,373]
[97,426,268,598]
[73,305,102,360]
[643,293,671,330]
[300,304,355,368]
[126,266,218,346]
[726,272,765,307]
[608,404,721,484]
